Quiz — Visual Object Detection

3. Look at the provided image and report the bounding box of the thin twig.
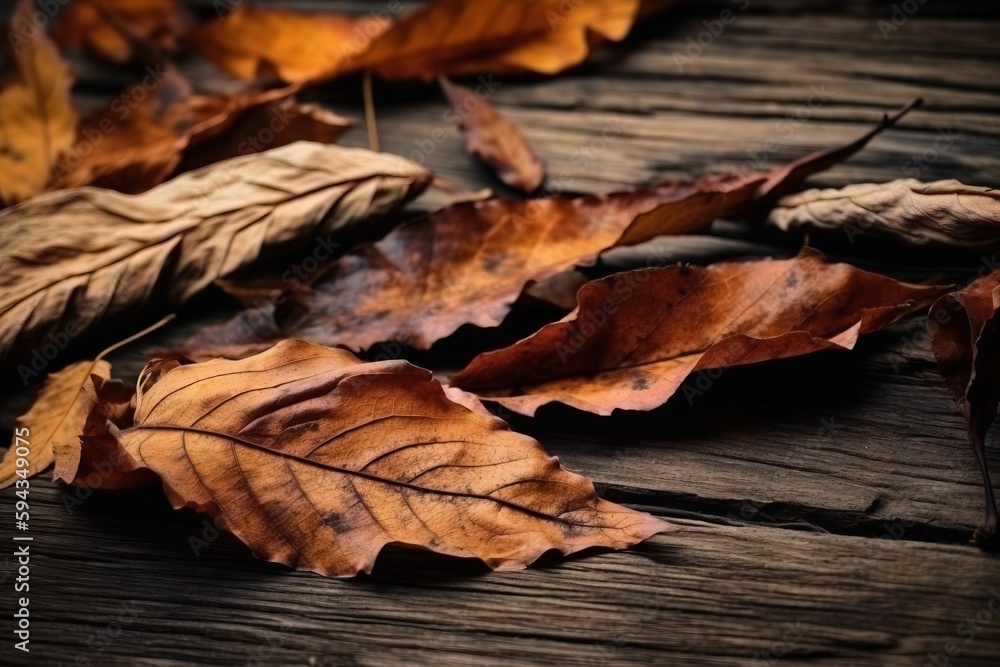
[363,70,380,152]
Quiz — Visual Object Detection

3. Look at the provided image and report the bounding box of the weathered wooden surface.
[3,0,1000,665]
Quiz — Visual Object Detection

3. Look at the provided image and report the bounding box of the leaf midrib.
[133,423,602,530]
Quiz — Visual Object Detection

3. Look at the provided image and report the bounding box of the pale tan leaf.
[0,143,430,364]
[0,360,110,489]
[770,179,1000,249]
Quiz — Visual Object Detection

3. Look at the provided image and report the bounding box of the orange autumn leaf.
[450,249,949,416]
[59,340,673,576]
[53,0,191,64]
[51,65,350,193]
[0,0,78,205]
[352,0,668,81]
[190,4,389,83]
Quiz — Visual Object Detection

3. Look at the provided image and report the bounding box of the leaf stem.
[363,70,380,153]
[972,427,1000,549]
[96,314,177,362]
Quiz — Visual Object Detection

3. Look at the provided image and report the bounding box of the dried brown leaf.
[0,143,430,365]
[0,360,110,489]
[67,340,673,576]
[51,65,350,193]
[928,270,1000,546]
[770,178,1000,249]
[439,76,544,192]
[51,374,157,491]
[450,249,949,416]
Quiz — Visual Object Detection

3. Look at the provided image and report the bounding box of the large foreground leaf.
[66,340,672,576]
[451,249,949,415]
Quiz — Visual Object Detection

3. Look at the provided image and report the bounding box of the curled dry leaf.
[352,0,674,81]
[51,65,351,193]
[770,179,1000,249]
[190,4,389,83]
[439,77,544,192]
[187,101,915,356]
[0,360,110,490]
[62,340,673,576]
[0,143,430,365]
[928,270,1000,547]
[4,315,174,489]
[52,373,158,492]
[450,249,949,416]
[0,0,77,205]
[53,0,190,64]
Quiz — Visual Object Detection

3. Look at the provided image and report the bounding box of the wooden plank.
[9,479,1000,666]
